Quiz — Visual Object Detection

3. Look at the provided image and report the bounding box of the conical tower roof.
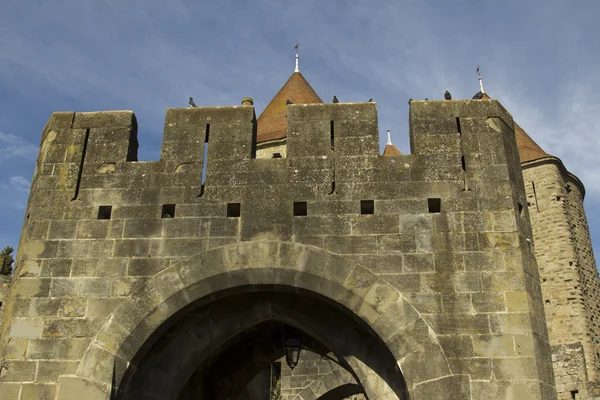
[382,128,403,156]
[475,92,550,163]
[257,72,323,143]
[383,144,403,157]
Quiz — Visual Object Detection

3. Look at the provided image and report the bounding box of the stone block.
[403,253,434,272]
[27,338,89,359]
[0,383,20,399]
[57,376,110,400]
[472,334,515,357]
[0,361,37,382]
[14,278,51,298]
[21,384,56,400]
[8,318,44,338]
[325,236,378,254]
[492,357,538,380]
[36,361,79,382]
[127,258,169,276]
[376,234,416,253]
[472,292,506,312]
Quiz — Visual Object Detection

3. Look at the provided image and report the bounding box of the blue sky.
[1,1,599,263]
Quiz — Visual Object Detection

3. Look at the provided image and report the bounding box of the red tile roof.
[257,72,323,143]
[383,144,403,157]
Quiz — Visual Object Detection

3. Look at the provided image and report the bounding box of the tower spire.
[387,127,392,145]
[294,40,299,72]
[477,62,485,94]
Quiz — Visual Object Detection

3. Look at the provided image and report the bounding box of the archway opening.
[115,287,408,400]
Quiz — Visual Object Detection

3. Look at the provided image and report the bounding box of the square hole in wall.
[360,200,374,215]
[97,206,112,220]
[227,203,241,218]
[162,204,176,218]
[427,198,441,213]
[293,202,308,216]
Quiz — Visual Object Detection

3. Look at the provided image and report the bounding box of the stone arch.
[316,384,364,400]
[67,241,454,400]
[292,367,364,400]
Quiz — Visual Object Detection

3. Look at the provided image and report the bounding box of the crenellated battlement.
[24,99,529,243]
[1,92,562,400]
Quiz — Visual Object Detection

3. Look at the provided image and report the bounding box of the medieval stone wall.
[523,162,600,399]
[0,100,557,399]
[568,180,600,375]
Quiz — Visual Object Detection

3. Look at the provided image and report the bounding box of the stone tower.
[0,66,588,400]
[513,109,600,399]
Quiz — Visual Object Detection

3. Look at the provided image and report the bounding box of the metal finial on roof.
[294,40,299,72]
[477,62,485,94]
[387,128,392,145]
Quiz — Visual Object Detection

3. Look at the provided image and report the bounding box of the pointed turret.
[382,128,403,157]
[257,72,323,143]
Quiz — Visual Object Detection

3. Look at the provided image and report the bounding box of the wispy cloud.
[0,176,31,210]
[0,0,599,252]
[0,133,38,161]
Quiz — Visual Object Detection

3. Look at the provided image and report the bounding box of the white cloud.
[0,132,38,161]
[0,176,31,210]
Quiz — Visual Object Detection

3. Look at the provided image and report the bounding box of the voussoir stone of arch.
[69,240,452,400]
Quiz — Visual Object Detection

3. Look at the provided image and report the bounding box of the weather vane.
[477,62,485,94]
[294,39,299,72]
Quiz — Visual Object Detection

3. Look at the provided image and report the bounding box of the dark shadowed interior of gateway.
[113,288,408,400]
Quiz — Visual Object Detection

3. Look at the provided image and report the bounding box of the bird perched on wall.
[367,98,373,102]
[444,91,452,100]
[333,96,339,103]
[472,91,484,100]
[408,98,413,105]
[188,97,197,107]
[286,99,293,105]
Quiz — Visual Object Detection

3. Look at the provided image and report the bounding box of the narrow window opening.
[250,116,257,159]
[330,120,335,149]
[531,182,540,212]
[566,184,572,193]
[461,156,466,171]
[456,117,462,136]
[162,204,176,218]
[571,389,578,399]
[329,181,336,195]
[542,278,547,282]
[272,153,282,158]
[545,299,551,304]
[556,195,562,201]
[199,124,210,197]
[97,206,112,220]
[293,202,308,216]
[360,200,374,215]
[569,261,574,266]
[428,198,441,213]
[518,203,524,216]
[72,128,90,201]
[227,203,241,218]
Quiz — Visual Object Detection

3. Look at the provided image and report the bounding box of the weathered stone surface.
[0,98,568,400]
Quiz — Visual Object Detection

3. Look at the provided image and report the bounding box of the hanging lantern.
[284,337,302,370]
